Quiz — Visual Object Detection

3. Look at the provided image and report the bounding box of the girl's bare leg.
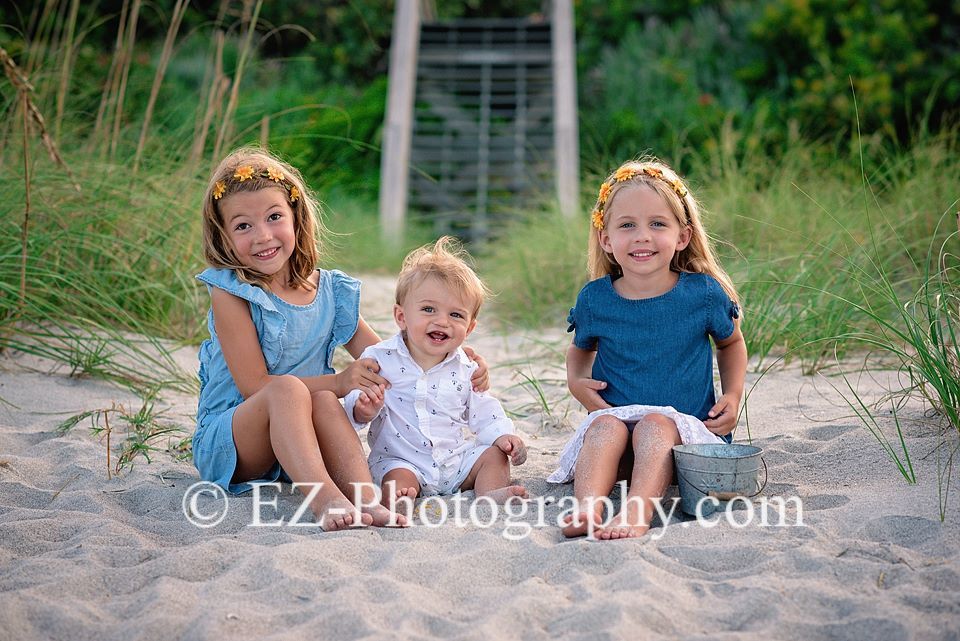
[231,375,369,531]
[459,447,528,503]
[309,390,407,527]
[381,467,420,521]
[596,413,680,540]
[561,415,629,537]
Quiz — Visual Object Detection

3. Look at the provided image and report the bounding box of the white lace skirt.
[546,405,723,484]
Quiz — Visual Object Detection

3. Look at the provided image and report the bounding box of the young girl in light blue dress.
[549,158,748,540]
[193,147,488,531]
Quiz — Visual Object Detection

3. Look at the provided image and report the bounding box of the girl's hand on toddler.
[336,357,389,399]
[570,377,611,413]
[462,346,489,392]
[354,390,385,424]
[493,434,527,465]
[703,392,741,436]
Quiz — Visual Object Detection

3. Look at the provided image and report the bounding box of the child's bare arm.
[344,315,381,357]
[566,343,611,412]
[704,319,748,435]
[215,291,387,399]
[211,288,273,399]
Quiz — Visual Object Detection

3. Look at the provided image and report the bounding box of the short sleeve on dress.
[567,287,597,350]
[705,277,738,341]
[326,269,361,365]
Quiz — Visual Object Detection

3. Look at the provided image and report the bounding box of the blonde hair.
[201,146,326,290]
[396,236,490,318]
[587,157,740,305]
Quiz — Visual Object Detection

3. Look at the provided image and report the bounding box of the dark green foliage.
[277,78,388,192]
[575,0,960,162]
[743,0,960,141]
[578,4,763,168]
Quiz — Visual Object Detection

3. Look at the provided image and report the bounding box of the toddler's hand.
[703,392,741,436]
[462,346,489,392]
[336,357,389,399]
[494,434,527,465]
[353,389,385,424]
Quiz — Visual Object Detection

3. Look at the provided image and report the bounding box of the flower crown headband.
[591,166,688,231]
[212,164,301,203]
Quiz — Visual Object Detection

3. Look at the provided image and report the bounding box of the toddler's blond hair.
[396,236,490,318]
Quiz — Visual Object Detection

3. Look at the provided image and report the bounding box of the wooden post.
[551,0,579,218]
[379,0,421,246]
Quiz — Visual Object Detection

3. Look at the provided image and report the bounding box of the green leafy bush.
[742,0,960,142]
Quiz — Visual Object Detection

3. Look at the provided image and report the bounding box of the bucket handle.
[678,456,768,502]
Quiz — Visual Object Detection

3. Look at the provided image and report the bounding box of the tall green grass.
[0,4,414,403]
[483,130,960,369]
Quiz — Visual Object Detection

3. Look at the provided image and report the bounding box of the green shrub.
[742,0,960,143]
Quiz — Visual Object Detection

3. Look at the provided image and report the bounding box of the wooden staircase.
[408,18,556,241]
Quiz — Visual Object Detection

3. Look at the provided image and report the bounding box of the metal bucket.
[672,443,764,516]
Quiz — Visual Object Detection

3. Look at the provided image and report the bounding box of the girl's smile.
[219,187,297,284]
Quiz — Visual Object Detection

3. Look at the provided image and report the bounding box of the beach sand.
[1,275,958,640]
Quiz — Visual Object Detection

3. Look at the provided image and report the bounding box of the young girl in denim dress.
[194,147,488,531]
[549,158,748,540]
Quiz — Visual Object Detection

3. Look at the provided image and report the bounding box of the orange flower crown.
[591,166,688,230]
[212,165,301,203]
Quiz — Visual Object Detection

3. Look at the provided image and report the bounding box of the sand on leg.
[561,415,629,537]
[596,413,680,540]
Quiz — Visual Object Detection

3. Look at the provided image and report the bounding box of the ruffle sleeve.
[196,268,286,371]
[325,269,361,368]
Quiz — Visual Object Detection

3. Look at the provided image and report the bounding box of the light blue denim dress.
[193,267,360,493]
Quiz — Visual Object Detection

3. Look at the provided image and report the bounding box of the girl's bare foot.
[317,497,371,531]
[594,523,649,540]
[478,485,529,504]
[363,503,408,527]
[560,511,604,538]
[594,503,650,540]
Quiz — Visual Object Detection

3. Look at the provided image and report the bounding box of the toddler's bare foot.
[382,486,417,522]
[317,497,370,531]
[363,503,408,527]
[394,486,419,500]
[560,511,604,538]
[478,485,529,504]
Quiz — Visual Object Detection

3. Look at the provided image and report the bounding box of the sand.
[1,274,958,641]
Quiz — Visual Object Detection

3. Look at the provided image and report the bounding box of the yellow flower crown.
[212,165,301,203]
[591,166,688,230]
